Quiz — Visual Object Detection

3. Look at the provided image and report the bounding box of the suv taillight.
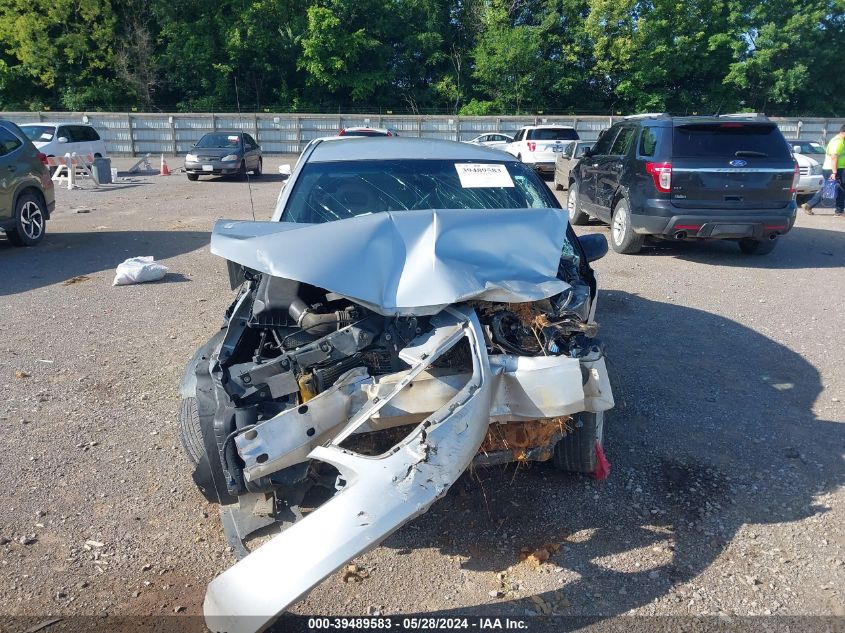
[338,129,346,136]
[790,162,800,193]
[527,141,536,152]
[37,152,48,166]
[646,162,672,193]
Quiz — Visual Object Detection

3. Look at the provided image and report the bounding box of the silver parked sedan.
[553,140,594,191]
[184,131,262,181]
[181,137,614,633]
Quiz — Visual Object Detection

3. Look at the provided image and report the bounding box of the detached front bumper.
[205,306,494,633]
[204,306,613,633]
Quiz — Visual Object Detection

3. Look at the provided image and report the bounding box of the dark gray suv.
[0,120,55,246]
[567,114,798,255]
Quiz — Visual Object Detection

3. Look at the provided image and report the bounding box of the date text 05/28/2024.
[306,617,529,630]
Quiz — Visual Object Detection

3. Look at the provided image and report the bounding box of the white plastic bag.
[112,256,168,286]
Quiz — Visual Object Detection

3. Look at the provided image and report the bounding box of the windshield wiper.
[734,150,767,158]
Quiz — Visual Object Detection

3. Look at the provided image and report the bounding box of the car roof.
[307,137,515,162]
[518,124,576,130]
[20,122,93,127]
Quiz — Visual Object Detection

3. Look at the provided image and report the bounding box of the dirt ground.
[0,156,843,628]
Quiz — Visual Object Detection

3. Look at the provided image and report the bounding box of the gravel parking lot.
[1,156,843,627]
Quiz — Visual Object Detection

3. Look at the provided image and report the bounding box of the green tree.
[0,0,124,110]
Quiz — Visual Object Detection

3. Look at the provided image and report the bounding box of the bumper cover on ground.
[204,306,494,633]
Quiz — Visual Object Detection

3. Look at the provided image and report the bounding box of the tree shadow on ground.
[0,230,209,296]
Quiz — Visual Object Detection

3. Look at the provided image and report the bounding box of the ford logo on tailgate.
[729,159,748,167]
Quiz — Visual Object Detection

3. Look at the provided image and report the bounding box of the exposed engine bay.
[181,208,614,633]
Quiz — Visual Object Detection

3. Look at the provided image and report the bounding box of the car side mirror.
[57,137,68,144]
[578,233,608,262]
[278,164,292,178]
[581,147,593,158]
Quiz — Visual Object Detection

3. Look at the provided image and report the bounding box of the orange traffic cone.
[159,154,171,176]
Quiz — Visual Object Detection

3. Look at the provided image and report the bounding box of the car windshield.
[672,124,790,158]
[21,125,54,142]
[196,133,242,149]
[281,158,578,263]
[282,159,560,223]
[527,128,579,141]
[797,142,825,154]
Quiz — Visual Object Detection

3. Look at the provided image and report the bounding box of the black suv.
[566,114,798,255]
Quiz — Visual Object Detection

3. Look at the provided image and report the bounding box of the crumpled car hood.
[210,207,570,315]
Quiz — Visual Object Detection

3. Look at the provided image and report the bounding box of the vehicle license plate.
[202,164,213,171]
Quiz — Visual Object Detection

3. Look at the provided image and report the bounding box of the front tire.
[567,182,589,225]
[739,238,777,255]
[7,192,47,246]
[609,197,644,254]
[252,158,262,178]
[552,411,605,473]
[178,397,205,466]
[236,160,247,181]
[186,173,199,181]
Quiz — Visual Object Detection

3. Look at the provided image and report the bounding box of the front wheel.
[186,173,199,181]
[7,192,47,246]
[236,160,247,181]
[609,198,644,254]
[252,157,262,178]
[739,238,777,255]
[552,411,605,473]
[567,182,589,225]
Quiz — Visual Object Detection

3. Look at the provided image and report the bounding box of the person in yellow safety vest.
[801,124,845,216]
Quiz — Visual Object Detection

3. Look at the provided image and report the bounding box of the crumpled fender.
[204,306,493,633]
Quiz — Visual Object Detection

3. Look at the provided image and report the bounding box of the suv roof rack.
[623,112,670,120]
[718,112,769,121]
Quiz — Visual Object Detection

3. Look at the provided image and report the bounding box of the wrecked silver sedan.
[178,138,614,633]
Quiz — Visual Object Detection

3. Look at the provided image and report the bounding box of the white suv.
[19,123,107,159]
[504,125,579,175]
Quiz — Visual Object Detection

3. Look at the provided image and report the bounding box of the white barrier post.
[73,153,100,186]
[127,153,152,174]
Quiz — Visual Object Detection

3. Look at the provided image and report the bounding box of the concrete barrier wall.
[3,112,843,156]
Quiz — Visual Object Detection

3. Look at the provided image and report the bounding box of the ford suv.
[566,114,798,255]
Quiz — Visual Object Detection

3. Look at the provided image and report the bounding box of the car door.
[579,126,620,213]
[245,134,260,169]
[593,125,636,219]
[54,125,73,157]
[506,129,524,156]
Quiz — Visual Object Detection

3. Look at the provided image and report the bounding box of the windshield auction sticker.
[455,163,515,188]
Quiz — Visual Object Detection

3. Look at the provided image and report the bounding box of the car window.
[21,125,55,142]
[609,126,635,155]
[282,159,561,223]
[245,134,257,147]
[672,123,791,159]
[562,141,575,158]
[0,126,23,156]
[197,133,243,148]
[591,127,618,156]
[56,126,71,141]
[85,126,101,141]
[527,128,579,141]
[513,129,524,142]
[67,126,86,143]
[638,127,660,157]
